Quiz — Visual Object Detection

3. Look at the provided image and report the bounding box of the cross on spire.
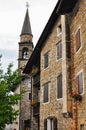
[26,2,29,9]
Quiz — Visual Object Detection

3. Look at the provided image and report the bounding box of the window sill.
[56,58,62,62]
[75,45,82,55]
[57,32,62,38]
[43,101,50,105]
[56,98,63,101]
[44,66,49,70]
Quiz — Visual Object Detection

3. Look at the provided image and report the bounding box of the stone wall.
[70,0,86,129]
[40,16,72,130]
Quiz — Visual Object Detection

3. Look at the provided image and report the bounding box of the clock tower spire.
[18,4,33,71]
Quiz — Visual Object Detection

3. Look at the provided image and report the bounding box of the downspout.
[61,15,67,113]
[30,76,33,130]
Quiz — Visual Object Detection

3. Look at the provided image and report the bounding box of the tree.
[0,55,22,130]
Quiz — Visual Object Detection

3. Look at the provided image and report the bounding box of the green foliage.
[0,56,22,130]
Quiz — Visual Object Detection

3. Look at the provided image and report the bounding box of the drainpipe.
[61,15,67,113]
[30,76,33,130]
[72,100,77,130]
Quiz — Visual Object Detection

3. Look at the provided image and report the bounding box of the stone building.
[23,0,86,130]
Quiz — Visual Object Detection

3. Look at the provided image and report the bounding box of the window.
[44,117,57,130]
[57,42,62,60]
[22,47,29,59]
[29,93,31,100]
[57,74,62,99]
[75,28,81,52]
[80,124,84,130]
[57,24,62,36]
[43,83,49,103]
[77,72,83,94]
[44,52,49,69]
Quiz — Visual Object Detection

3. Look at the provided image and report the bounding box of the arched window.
[22,47,29,59]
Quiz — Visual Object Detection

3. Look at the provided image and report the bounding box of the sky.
[0,0,57,72]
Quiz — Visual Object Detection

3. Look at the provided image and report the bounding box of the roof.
[23,0,78,74]
[21,8,32,36]
[56,0,78,14]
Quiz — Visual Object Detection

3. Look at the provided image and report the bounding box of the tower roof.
[21,8,32,36]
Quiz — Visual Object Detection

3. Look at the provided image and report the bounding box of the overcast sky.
[0,0,57,72]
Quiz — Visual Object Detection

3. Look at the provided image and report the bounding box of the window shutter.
[44,53,48,68]
[78,72,83,94]
[76,28,81,51]
[44,83,48,102]
[57,42,62,60]
[29,93,31,100]
[53,117,57,130]
[59,42,62,58]
[44,119,47,130]
[57,43,60,59]
[57,74,62,98]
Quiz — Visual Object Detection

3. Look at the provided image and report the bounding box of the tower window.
[22,47,29,59]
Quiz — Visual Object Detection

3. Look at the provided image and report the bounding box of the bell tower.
[18,5,33,71]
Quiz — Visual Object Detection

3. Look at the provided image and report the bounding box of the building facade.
[70,0,86,129]
[23,0,86,130]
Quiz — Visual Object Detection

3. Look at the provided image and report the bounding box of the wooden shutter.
[57,42,62,60]
[44,83,48,102]
[78,72,83,94]
[76,28,81,51]
[29,93,31,100]
[44,53,48,68]
[53,117,57,130]
[57,74,62,98]
[60,42,62,58]
[44,119,47,130]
